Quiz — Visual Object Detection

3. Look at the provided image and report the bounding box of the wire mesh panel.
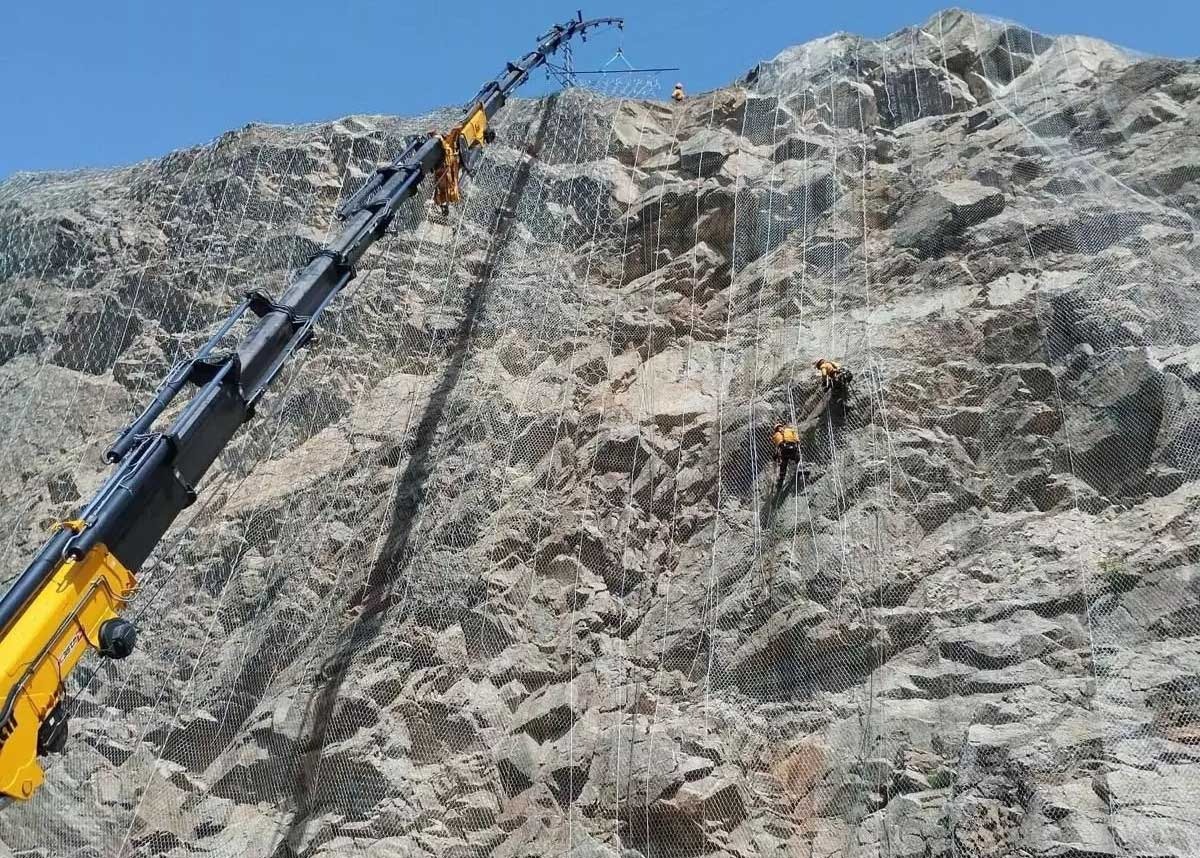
[3,11,1200,858]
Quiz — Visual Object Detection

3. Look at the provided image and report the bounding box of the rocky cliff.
[2,9,1200,857]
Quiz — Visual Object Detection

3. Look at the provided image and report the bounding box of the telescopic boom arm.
[0,11,621,801]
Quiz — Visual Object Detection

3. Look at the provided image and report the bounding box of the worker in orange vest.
[815,358,853,396]
[771,422,805,491]
[672,82,685,102]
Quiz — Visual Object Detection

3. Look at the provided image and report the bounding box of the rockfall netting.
[2,9,1200,857]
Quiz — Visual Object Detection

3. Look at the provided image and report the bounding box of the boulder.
[893,179,1006,256]
[937,611,1063,669]
[678,128,740,178]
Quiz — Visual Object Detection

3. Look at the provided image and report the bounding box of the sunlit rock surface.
[2,8,1199,857]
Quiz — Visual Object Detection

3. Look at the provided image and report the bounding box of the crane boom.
[0,12,622,801]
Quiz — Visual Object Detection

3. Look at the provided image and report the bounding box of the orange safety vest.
[816,359,839,378]
[773,426,799,446]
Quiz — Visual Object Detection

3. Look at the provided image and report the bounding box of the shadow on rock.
[268,97,557,858]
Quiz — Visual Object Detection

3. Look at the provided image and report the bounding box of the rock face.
[892,179,1006,255]
[3,8,1200,858]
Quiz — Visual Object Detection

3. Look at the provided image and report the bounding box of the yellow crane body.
[0,539,135,799]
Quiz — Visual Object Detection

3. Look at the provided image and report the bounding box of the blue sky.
[1,1,1193,179]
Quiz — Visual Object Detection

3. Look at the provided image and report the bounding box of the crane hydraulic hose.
[0,11,622,801]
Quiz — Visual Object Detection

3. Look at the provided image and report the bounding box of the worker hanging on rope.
[815,358,853,400]
[672,82,685,102]
[771,422,807,492]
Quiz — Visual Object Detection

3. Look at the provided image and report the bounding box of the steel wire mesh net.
[2,10,1200,858]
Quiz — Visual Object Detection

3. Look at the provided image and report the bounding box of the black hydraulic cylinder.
[0,12,623,640]
[105,297,251,463]
[0,530,74,637]
[336,137,426,220]
[104,363,191,464]
[66,438,174,561]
